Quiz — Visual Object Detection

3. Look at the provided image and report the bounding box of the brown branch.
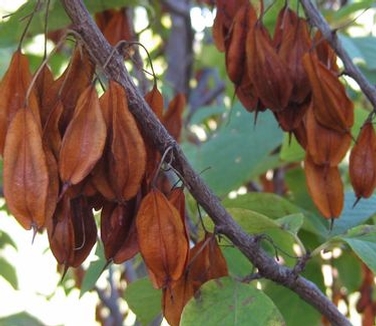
[300,0,376,111]
[60,1,350,325]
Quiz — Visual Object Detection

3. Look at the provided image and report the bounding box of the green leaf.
[0,257,18,289]
[276,214,304,236]
[280,133,305,163]
[183,105,283,196]
[125,277,162,326]
[224,193,301,220]
[334,1,375,20]
[221,246,253,278]
[227,207,279,233]
[0,229,17,250]
[333,252,362,293]
[334,225,376,274]
[80,243,107,296]
[331,192,376,236]
[0,312,44,326]
[181,277,285,326]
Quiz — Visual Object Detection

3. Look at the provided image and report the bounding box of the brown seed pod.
[304,154,344,219]
[225,2,257,85]
[274,6,312,104]
[59,85,107,189]
[92,80,146,201]
[47,195,97,270]
[305,103,351,166]
[136,188,189,289]
[246,20,293,111]
[163,93,186,143]
[0,50,40,156]
[302,51,354,133]
[3,106,49,230]
[349,121,376,202]
[101,199,139,263]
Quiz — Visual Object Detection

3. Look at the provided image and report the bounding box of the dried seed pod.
[0,50,40,155]
[246,20,293,111]
[349,121,376,201]
[304,155,344,219]
[305,103,351,166]
[302,51,354,132]
[47,195,97,269]
[92,80,146,201]
[162,273,195,326]
[59,85,106,188]
[163,93,185,143]
[34,64,55,127]
[162,232,228,326]
[225,3,257,85]
[42,99,63,160]
[274,99,310,132]
[212,0,249,51]
[3,107,49,230]
[44,46,95,133]
[188,232,229,292]
[274,7,312,104]
[101,200,139,263]
[136,188,189,289]
[97,8,132,46]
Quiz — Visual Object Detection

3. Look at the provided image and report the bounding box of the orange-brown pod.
[304,155,344,219]
[136,188,189,289]
[349,121,376,201]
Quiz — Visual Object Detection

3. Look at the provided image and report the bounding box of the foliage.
[0,0,376,325]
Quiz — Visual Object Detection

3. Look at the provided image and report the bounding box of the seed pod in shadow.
[246,20,293,112]
[101,199,139,263]
[225,2,257,86]
[47,194,97,270]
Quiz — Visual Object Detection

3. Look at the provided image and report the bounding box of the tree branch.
[300,0,376,111]
[60,1,350,325]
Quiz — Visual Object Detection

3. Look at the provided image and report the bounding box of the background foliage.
[0,0,376,325]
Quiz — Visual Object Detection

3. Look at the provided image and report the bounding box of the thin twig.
[59,1,351,325]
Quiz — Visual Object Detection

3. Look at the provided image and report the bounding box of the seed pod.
[162,273,195,326]
[302,51,354,132]
[274,100,310,132]
[136,188,189,289]
[225,3,257,85]
[304,154,344,219]
[47,195,97,269]
[92,80,146,201]
[274,6,312,104]
[212,0,249,51]
[101,200,139,263]
[163,93,185,143]
[42,46,95,134]
[188,232,229,292]
[34,64,55,127]
[305,103,351,166]
[246,20,293,111]
[59,85,106,188]
[349,121,376,201]
[3,107,49,230]
[0,50,40,155]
